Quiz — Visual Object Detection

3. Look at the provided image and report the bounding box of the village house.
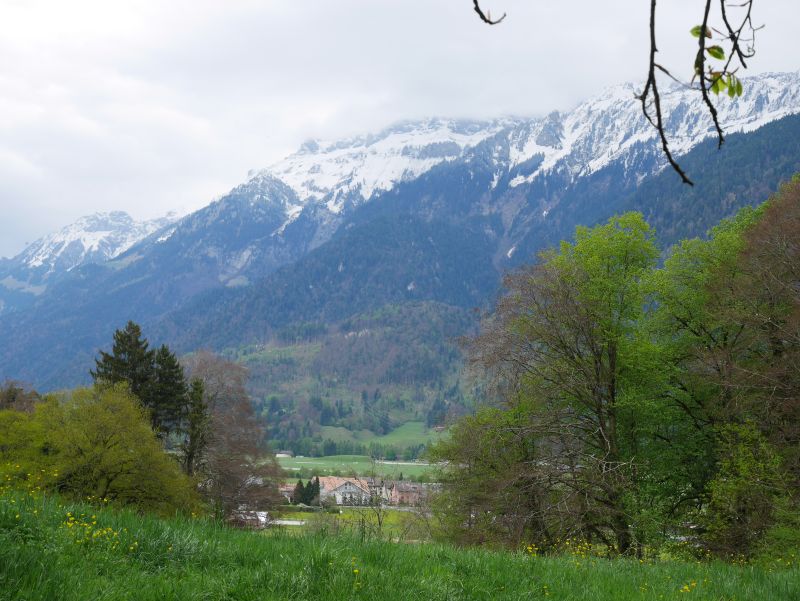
[390,482,427,506]
[278,482,295,502]
[364,477,393,504]
[295,476,435,507]
[317,476,371,505]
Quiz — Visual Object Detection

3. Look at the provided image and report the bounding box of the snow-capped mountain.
[0,211,178,311]
[13,72,799,295]
[16,211,178,275]
[3,71,800,390]
[253,71,800,234]
[263,118,516,219]
[120,175,305,291]
[498,70,800,187]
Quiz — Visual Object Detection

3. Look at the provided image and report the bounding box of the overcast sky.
[1,0,797,258]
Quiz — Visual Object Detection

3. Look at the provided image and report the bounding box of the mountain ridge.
[258,71,800,235]
[2,72,800,391]
[0,211,179,315]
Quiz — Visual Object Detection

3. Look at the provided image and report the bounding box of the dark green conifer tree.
[91,321,155,403]
[92,321,188,436]
[151,344,189,435]
[292,480,306,504]
[181,379,210,476]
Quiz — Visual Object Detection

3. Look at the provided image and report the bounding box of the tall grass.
[1,488,797,601]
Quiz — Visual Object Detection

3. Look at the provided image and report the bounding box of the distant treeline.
[275,438,425,461]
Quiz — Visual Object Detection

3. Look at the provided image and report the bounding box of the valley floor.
[1,489,798,601]
[277,454,434,480]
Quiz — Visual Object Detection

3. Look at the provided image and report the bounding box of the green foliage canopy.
[1,383,199,515]
[432,182,800,558]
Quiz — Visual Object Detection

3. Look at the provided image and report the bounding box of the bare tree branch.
[639,0,694,185]
[472,0,760,186]
[720,0,757,68]
[473,0,506,25]
[698,0,725,147]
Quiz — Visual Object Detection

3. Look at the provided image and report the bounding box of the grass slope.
[316,421,443,447]
[2,489,798,601]
[374,421,442,446]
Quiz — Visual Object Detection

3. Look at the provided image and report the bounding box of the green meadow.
[277,454,434,479]
[2,488,798,601]
[276,421,442,480]
[272,506,426,541]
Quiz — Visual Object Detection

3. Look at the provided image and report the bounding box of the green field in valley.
[278,454,434,479]
[2,488,798,601]
[276,420,444,480]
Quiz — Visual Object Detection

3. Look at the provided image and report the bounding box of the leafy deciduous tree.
[38,384,199,514]
[652,179,800,556]
[181,378,210,477]
[435,213,661,554]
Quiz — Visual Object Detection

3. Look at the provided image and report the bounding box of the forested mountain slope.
[1,74,799,396]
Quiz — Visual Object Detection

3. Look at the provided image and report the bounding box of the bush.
[701,424,785,557]
[2,384,200,515]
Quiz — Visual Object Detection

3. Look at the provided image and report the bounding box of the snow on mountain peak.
[501,71,800,187]
[255,72,800,226]
[17,211,178,275]
[262,117,517,215]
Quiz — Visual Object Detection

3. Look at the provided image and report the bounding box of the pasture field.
[318,420,445,448]
[2,488,798,601]
[278,454,434,479]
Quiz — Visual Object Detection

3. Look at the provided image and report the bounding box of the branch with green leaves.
[472,1,760,186]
